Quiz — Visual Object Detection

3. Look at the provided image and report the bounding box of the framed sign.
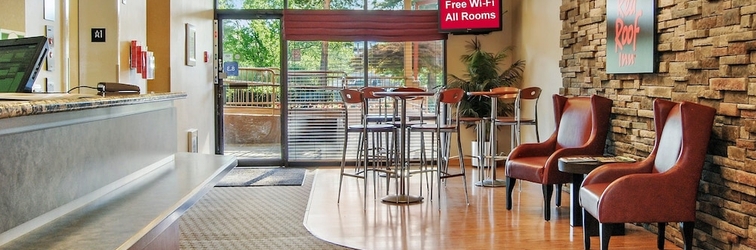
[438,0,502,34]
[185,23,196,66]
[606,0,657,74]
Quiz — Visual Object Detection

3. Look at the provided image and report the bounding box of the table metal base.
[475,179,507,187]
[382,195,423,204]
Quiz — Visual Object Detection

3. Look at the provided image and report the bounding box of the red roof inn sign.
[607,0,657,73]
[438,0,502,33]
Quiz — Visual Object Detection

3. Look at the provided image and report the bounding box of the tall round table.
[373,90,435,204]
[466,89,519,187]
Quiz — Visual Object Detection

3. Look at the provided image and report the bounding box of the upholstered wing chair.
[505,94,613,221]
[579,99,716,250]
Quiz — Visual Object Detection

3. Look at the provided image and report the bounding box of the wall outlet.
[187,129,198,153]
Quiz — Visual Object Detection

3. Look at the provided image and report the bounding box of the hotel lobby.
[1,0,755,249]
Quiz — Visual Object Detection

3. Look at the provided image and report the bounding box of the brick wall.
[560,0,756,249]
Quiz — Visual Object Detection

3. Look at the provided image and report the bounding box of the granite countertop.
[0,92,187,119]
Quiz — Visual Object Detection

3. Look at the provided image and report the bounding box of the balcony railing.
[223,67,436,161]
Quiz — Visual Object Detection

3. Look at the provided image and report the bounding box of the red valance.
[283,10,447,42]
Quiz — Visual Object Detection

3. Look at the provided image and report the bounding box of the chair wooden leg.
[657,222,666,249]
[542,184,554,221]
[582,209,592,250]
[555,184,562,207]
[599,223,611,250]
[506,177,516,210]
[681,221,694,250]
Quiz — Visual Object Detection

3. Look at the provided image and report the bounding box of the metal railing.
[224,67,280,108]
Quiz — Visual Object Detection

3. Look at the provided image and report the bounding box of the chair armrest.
[582,158,654,186]
[594,171,697,222]
[540,146,608,183]
[508,136,557,159]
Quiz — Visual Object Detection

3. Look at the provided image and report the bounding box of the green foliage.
[368,42,442,76]
[447,37,525,118]
[218,0,444,85]
[222,19,281,68]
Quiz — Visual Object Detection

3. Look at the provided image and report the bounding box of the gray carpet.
[180,169,351,249]
[215,167,306,187]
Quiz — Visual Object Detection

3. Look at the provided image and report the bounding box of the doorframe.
[214,10,288,167]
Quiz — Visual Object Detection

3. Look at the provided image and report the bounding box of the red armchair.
[505,94,612,221]
[579,99,716,250]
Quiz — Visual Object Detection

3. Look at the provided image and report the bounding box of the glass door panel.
[220,18,283,164]
[286,41,353,161]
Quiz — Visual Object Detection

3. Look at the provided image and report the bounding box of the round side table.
[558,157,627,236]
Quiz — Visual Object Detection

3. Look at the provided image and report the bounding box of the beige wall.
[448,0,563,154]
[166,1,216,154]
[17,0,211,153]
[446,10,515,154]
[77,0,146,92]
[77,0,119,90]
[18,0,61,92]
[117,0,147,86]
[0,0,25,32]
[510,0,562,143]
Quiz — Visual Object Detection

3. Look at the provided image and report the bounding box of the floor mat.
[215,167,306,187]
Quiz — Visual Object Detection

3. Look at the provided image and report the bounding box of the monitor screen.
[0,36,49,93]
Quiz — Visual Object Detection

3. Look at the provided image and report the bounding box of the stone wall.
[560,0,756,249]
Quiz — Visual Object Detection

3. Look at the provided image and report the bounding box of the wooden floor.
[304,165,680,250]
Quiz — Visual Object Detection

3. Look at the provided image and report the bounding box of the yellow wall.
[76,0,146,92]
[0,0,25,32]
[146,0,171,93]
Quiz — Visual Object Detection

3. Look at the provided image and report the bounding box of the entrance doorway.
[217,17,284,166]
[215,11,445,167]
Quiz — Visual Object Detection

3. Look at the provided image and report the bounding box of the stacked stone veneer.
[560,0,756,249]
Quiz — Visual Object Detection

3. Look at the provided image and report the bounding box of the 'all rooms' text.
[444,0,498,21]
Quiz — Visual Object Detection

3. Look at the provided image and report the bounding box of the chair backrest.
[519,87,541,100]
[553,95,612,151]
[436,88,464,125]
[650,99,716,174]
[437,88,464,104]
[360,87,385,99]
[391,87,428,119]
[340,88,362,104]
[518,87,541,121]
[654,107,683,173]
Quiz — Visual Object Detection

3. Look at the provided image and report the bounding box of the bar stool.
[408,88,469,207]
[362,87,401,125]
[495,86,542,145]
[337,88,396,209]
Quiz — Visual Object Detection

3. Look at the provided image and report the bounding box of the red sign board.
[438,0,502,34]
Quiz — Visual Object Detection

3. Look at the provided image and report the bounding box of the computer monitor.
[0,36,49,93]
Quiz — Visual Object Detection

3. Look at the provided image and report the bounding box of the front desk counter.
[0,92,237,249]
